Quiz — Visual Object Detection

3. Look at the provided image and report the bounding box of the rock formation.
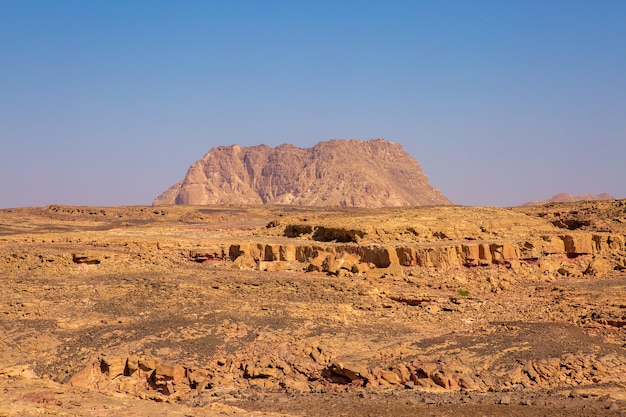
[153,139,452,207]
[2,200,626,415]
[522,192,614,206]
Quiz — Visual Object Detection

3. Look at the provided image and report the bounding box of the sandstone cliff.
[154,139,452,207]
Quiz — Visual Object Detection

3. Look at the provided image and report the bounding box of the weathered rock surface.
[153,138,452,207]
[2,200,626,416]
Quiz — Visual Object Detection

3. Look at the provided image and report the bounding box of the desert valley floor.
[2,201,626,416]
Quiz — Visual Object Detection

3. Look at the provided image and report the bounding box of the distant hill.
[153,138,452,208]
[522,193,614,206]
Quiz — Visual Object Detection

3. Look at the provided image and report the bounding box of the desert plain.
[2,200,626,416]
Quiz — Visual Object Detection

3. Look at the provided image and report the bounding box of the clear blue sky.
[1,0,625,208]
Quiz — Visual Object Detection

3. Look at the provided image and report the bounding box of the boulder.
[336,251,361,270]
[307,253,332,272]
[352,262,372,274]
[584,256,612,276]
[72,252,101,265]
[322,256,344,275]
[232,254,257,269]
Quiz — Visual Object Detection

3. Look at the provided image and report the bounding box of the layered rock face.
[153,139,452,207]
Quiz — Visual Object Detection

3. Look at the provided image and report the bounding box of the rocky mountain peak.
[153,138,452,208]
[522,193,614,206]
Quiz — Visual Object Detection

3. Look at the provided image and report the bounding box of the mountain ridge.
[522,192,614,206]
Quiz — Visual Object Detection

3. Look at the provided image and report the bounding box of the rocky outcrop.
[153,139,452,208]
[179,229,626,282]
[70,334,626,398]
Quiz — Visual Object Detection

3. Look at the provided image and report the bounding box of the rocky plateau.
[2,199,626,416]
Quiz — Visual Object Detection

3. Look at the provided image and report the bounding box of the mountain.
[153,138,452,208]
[522,192,614,206]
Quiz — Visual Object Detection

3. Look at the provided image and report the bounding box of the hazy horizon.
[2,1,625,208]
